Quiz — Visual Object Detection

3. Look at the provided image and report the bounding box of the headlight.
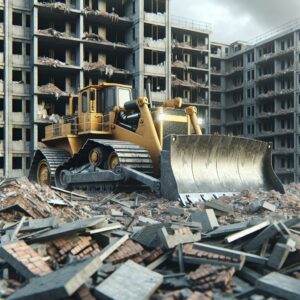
[158,113,166,121]
[198,117,204,125]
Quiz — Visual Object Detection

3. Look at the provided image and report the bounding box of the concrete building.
[0,0,211,178]
[210,19,300,184]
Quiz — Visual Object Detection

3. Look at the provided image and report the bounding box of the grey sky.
[171,0,300,43]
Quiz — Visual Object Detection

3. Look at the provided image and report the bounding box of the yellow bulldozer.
[29,82,285,204]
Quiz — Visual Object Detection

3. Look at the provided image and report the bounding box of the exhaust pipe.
[146,78,153,109]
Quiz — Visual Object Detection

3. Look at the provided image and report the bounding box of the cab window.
[82,92,88,113]
[118,88,131,107]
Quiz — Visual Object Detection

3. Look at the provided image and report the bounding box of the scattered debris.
[38,57,68,68]
[83,61,130,77]
[0,178,299,299]
[38,83,69,98]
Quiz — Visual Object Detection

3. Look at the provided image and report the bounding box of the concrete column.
[78,0,84,90]
[165,0,171,100]
[207,37,211,134]
[31,7,39,155]
[4,0,12,177]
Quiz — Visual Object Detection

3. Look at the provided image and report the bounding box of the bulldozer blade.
[161,135,285,204]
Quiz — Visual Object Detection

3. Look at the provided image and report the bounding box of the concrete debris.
[40,2,72,12]
[83,61,130,77]
[38,57,68,68]
[83,7,121,22]
[38,83,68,98]
[0,179,299,299]
[38,28,74,39]
[171,77,209,90]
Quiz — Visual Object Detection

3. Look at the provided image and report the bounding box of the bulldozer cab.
[76,84,132,133]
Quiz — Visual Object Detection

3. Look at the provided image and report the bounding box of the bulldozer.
[29,82,285,204]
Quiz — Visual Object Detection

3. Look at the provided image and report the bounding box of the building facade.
[211,20,300,184]
[3,0,300,184]
[1,0,211,178]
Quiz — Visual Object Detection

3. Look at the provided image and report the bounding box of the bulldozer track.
[62,139,154,174]
[56,139,154,191]
[29,148,71,184]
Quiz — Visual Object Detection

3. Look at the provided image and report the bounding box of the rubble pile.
[41,2,72,12]
[0,178,299,299]
[83,7,120,22]
[38,57,68,68]
[38,83,68,98]
[38,28,75,39]
[83,62,130,77]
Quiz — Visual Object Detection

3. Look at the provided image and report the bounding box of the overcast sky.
[171,0,300,44]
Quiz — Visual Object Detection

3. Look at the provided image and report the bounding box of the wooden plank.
[94,260,163,300]
[243,223,280,252]
[225,220,270,243]
[256,272,300,300]
[51,186,88,199]
[10,217,26,241]
[147,252,171,270]
[193,243,267,265]
[98,235,129,261]
[87,223,123,235]
[175,256,244,270]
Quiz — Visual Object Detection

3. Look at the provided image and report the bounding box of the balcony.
[225,101,244,109]
[13,0,30,9]
[257,129,294,137]
[172,40,209,52]
[12,141,30,152]
[144,64,166,76]
[0,80,3,94]
[211,67,222,75]
[257,108,294,119]
[257,91,276,100]
[0,111,3,122]
[225,119,244,125]
[257,47,295,64]
[172,77,209,89]
[256,73,275,82]
[211,84,222,92]
[12,26,31,39]
[144,12,166,25]
[0,23,3,36]
[37,1,78,11]
[211,101,222,108]
[276,168,295,175]
[225,84,244,93]
[11,170,25,178]
[12,113,30,124]
[12,83,30,95]
[273,148,294,155]
[0,53,3,65]
[225,66,243,76]
[144,38,166,51]
[13,55,30,67]
[151,91,167,102]
[276,89,294,97]
[211,118,222,126]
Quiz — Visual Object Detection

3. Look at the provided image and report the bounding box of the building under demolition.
[1,0,211,178]
[1,0,300,185]
[211,20,300,184]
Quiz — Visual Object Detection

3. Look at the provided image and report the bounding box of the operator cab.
[78,84,132,116]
